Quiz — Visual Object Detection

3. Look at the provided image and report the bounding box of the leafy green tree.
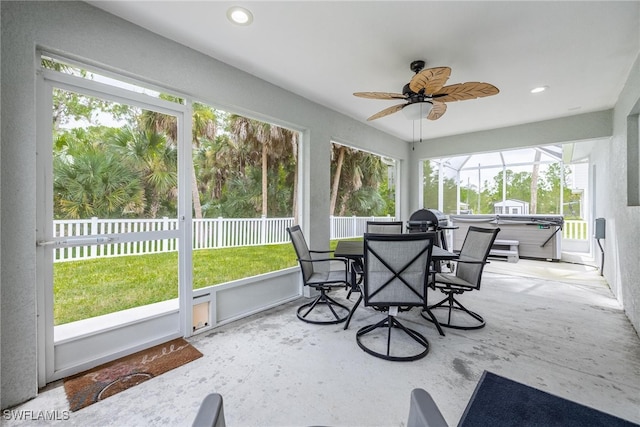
[422,160,458,213]
[227,115,298,218]
[106,127,177,218]
[137,99,217,219]
[330,144,390,216]
[53,128,144,219]
[423,160,439,209]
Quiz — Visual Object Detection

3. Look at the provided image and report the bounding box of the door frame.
[36,62,193,385]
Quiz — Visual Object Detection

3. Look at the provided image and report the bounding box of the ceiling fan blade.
[427,102,447,120]
[433,82,499,102]
[366,103,406,121]
[409,67,451,94]
[354,92,406,100]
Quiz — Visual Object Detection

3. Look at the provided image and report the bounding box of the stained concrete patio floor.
[6,256,640,426]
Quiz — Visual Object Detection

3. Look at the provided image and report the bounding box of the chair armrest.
[297,256,349,267]
[455,255,486,265]
[309,249,335,254]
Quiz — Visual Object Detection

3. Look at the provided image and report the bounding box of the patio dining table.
[334,239,458,332]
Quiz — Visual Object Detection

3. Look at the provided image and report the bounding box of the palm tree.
[330,145,346,216]
[330,144,388,216]
[190,103,218,218]
[138,100,217,219]
[228,115,298,217]
[106,127,177,218]
[53,130,145,219]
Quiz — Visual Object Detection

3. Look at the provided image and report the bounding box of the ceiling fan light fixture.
[402,101,433,120]
[227,6,253,25]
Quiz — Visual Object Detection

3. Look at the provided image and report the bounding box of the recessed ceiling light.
[530,86,548,94]
[227,6,253,26]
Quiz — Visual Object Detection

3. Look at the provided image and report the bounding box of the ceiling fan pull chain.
[412,120,416,151]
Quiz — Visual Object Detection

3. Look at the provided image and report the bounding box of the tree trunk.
[292,160,299,224]
[192,165,203,219]
[530,150,542,214]
[330,146,345,215]
[262,143,268,216]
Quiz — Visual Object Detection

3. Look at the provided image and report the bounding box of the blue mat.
[458,371,638,427]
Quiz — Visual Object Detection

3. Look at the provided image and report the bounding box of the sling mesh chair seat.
[423,226,500,330]
[287,225,350,324]
[366,220,404,234]
[356,233,435,361]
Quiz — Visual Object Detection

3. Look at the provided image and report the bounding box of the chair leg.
[343,293,362,330]
[425,292,485,330]
[420,307,445,336]
[356,315,430,361]
[297,289,350,325]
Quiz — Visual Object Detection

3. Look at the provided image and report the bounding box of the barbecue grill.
[407,209,455,249]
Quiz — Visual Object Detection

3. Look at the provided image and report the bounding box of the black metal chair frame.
[423,226,500,330]
[343,221,403,325]
[287,225,350,325]
[356,233,435,361]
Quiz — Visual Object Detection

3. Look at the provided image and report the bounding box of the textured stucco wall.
[596,53,640,334]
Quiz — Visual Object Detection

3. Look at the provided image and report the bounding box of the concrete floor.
[6,257,640,426]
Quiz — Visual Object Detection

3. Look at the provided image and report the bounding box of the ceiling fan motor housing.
[402,83,428,103]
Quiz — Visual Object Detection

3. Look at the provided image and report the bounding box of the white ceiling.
[89,1,639,142]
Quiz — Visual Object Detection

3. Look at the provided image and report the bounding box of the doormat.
[63,338,203,412]
[459,371,637,426]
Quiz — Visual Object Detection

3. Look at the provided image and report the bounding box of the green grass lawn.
[53,240,346,325]
[54,242,299,325]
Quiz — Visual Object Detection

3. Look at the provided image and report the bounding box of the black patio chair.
[356,233,435,361]
[287,225,350,324]
[344,221,404,312]
[366,220,404,234]
[423,226,500,330]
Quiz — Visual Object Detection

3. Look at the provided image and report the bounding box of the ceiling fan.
[354,60,499,121]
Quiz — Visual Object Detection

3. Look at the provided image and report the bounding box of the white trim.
[36,73,55,388]
[41,68,187,117]
[179,99,193,338]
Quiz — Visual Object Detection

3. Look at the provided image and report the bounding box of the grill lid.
[407,208,448,229]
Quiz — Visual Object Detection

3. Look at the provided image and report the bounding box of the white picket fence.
[52,216,588,262]
[52,215,395,262]
[563,220,588,240]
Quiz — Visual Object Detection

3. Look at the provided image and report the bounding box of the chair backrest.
[363,233,434,307]
[192,393,226,427]
[286,225,314,282]
[456,226,501,289]
[407,388,447,427]
[366,221,404,234]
